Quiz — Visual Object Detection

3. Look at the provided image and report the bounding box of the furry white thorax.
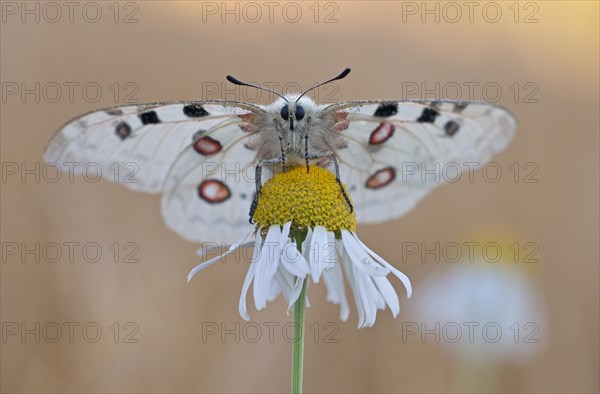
[260,95,330,165]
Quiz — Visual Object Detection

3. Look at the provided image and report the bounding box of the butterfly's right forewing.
[320,100,517,223]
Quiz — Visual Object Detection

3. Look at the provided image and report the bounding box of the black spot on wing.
[374,102,398,117]
[453,102,469,113]
[106,109,123,116]
[139,110,160,125]
[444,120,460,136]
[417,108,439,123]
[115,122,132,140]
[183,104,209,117]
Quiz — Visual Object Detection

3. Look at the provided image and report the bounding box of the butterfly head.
[226,68,351,131]
[278,97,312,131]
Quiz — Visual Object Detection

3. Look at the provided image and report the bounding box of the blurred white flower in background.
[414,262,547,363]
[410,232,548,391]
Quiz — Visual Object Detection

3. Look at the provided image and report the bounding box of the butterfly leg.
[306,151,354,213]
[272,119,287,173]
[304,116,312,173]
[249,157,285,224]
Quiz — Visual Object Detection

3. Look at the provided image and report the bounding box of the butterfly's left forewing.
[44,101,263,193]
[319,100,517,223]
[45,101,266,243]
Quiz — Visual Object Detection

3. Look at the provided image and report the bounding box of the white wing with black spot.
[44,101,264,193]
[320,100,517,223]
[44,101,267,243]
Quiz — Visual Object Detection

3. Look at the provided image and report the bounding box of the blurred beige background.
[1,1,598,393]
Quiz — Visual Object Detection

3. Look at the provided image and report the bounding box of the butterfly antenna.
[295,68,351,102]
[226,75,288,102]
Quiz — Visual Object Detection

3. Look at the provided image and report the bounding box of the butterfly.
[44,68,517,244]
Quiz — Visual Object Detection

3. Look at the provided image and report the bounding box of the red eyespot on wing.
[239,123,258,133]
[334,112,348,122]
[239,113,255,122]
[369,122,395,145]
[239,113,258,133]
[366,167,396,189]
[198,180,231,203]
[332,111,349,132]
[193,136,222,155]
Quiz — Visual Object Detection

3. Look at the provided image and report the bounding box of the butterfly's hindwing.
[160,120,269,243]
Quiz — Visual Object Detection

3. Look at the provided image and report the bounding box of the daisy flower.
[188,165,412,328]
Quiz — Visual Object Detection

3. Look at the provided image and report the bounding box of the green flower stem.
[291,231,307,394]
[292,277,307,394]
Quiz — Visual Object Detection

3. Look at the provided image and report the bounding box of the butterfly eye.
[295,106,305,120]
[280,105,289,120]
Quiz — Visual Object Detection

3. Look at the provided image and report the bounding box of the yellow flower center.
[253,165,356,232]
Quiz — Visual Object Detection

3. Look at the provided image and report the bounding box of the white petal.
[373,276,400,317]
[302,227,313,262]
[322,268,339,303]
[187,229,253,282]
[267,278,280,302]
[187,255,226,282]
[341,230,389,277]
[195,243,222,257]
[274,266,295,303]
[287,277,306,312]
[238,231,264,320]
[324,231,338,271]
[279,221,292,248]
[250,227,263,262]
[355,270,377,328]
[309,226,329,283]
[323,242,343,305]
[353,233,413,298]
[281,242,310,278]
[331,257,350,321]
[368,277,386,310]
[196,239,252,257]
[253,225,282,310]
[342,249,365,328]
[322,257,350,321]
[238,263,256,321]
